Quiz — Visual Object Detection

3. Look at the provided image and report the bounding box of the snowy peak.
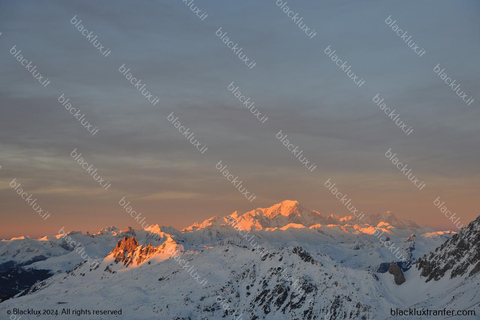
[121,226,136,236]
[226,200,326,231]
[372,211,400,224]
[261,200,305,218]
[366,211,423,230]
[181,200,316,232]
[182,216,224,232]
[95,226,120,236]
[183,200,434,234]
[144,224,179,240]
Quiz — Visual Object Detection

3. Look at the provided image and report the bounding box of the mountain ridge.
[1,200,479,319]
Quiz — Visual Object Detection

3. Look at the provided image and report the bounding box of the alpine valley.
[1,200,479,319]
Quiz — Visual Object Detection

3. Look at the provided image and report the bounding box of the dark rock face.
[388,262,406,285]
[292,247,318,265]
[376,234,416,273]
[0,256,49,272]
[417,215,480,282]
[377,261,406,273]
[239,247,372,320]
[402,234,416,269]
[0,268,52,302]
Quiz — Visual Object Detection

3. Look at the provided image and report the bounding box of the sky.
[0,0,479,239]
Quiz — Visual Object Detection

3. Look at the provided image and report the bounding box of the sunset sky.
[1,0,479,239]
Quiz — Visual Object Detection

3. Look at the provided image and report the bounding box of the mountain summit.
[184,200,430,233]
[260,200,306,218]
[227,200,330,231]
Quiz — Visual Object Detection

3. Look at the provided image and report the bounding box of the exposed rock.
[0,268,52,302]
[110,236,139,267]
[109,236,178,267]
[292,247,317,265]
[388,262,406,285]
[417,216,480,282]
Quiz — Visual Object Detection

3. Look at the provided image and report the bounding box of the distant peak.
[121,226,136,236]
[145,224,161,233]
[7,236,29,241]
[364,211,426,230]
[182,215,223,232]
[181,200,432,233]
[261,200,305,218]
[280,199,301,206]
[96,226,119,234]
[381,211,398,220]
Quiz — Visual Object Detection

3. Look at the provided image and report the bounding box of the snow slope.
[1,200,477,319]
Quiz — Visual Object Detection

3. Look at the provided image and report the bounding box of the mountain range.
[1,200,478,319]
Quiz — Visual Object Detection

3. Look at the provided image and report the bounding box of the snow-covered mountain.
[184,200,431,234]
[1,200,477,319]
[417,215,480,281]
[185,199,363,231]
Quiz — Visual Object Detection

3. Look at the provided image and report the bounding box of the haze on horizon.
[1,0,479,239]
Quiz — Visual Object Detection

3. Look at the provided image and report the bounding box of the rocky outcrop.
[417,215,480,282]
[110,236,140,267]
[109,236,178,267]
[388,262,406,285]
